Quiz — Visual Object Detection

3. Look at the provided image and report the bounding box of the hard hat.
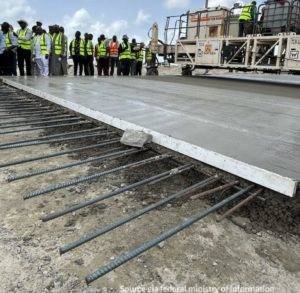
[122,34,129,40]
[18,19,28,25]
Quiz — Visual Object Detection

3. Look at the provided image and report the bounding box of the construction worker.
[136,43,145,76]
[69,31,83,76]
[0,22,17,76]
[50,25,66,75]
[83,33,94,75]
[95,34,109,76]
[17,19,32,76]
[32,26,51,77]
[130,38,138,75]
[119,34,131,76]
[238,1,257,37]
[60,27,68,75]
[109,35,120,76]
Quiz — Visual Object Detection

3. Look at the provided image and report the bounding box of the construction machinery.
[150,0,300,75]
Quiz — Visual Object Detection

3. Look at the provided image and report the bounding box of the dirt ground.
[0,86,299,293]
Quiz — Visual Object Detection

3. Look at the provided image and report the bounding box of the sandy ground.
[0,86,299,293]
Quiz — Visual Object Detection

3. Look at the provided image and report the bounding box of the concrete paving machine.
[151,0,300,75]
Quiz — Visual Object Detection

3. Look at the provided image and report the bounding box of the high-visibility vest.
[131,44,137,60]
[119,42,131,60]
[54,32,62,55]
[84,40,93,56]
[109,41,118,57]
[146,48,152,62]
[5,33,12,48]
[33,33,49,56]
[98,41,107,58]
[17,28,31,50]
[136,50,144,62]
[239,4,253,21]
[71,39,84,56]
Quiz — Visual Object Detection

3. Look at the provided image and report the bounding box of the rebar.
[0,114,73,126]
[0,139,120,168]
[59,172,217,254]
[0,131,115,150]
[191,181,239,200]
[9,147,141,182]
[85,185,254,284]
[0,117,81,129]
[24,154,171,199]
[0,110,58,119]
[217,188,263,222]
[0,107,50,113]
[0,126,106,147]
[0,121,92,135]
[46,164,194,224]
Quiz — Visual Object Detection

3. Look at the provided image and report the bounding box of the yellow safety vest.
[98,41,107,58]
[137,50,144,62]
[17,28,31,50]
[239,4,253,21]
[5,33,12,48]
[32,34,48,56]
[54,32,62,55]
[146,49,152,62]
[119,42,131,60]
[83,40,93,56]
[70,39,83,56]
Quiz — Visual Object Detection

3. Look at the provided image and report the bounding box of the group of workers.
[0,19,153,77]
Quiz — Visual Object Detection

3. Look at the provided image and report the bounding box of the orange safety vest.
[109,41,119,57]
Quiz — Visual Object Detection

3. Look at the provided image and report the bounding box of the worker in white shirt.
[32,26,51,76]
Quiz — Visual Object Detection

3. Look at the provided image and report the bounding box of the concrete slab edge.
[3,78,297,197]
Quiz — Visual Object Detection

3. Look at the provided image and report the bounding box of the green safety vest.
[83,40,93,56]
[70,39,84,56]
[119,42,131,60]
[136,50,144,62]
[17,28,31,50]
[239,4,253,21]
[32,34,48,56]
[131,44,137,60]
[5,33,12,48]
[146,49,152,62]
[98,41,107,58]
[54,32,62,55]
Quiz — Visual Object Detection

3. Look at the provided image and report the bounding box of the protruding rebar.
[0,117,81,129]
[0,126,106,148]
[0,121,92,135]
[0,114,73,126]
[8,147,141,182]
[0,139,120,168]
[0,107,50,113]
[59,172,218,254]
[85,185,254,284]
[23,154,171,200]
[0,131,115,150]
[0,110,58,119]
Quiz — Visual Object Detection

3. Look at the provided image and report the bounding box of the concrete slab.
[199,73,300,86]
[2,76,299,197]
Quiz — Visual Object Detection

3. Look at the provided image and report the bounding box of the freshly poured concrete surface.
[201,73,300,86]
[3,76,299,196]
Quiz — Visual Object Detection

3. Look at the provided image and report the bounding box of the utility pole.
[205,0,209,8]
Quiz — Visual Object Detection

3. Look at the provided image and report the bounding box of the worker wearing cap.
[32,26,51,77]
[50,25,67,75]
[17,19,32,76]
[0,22,17,76]
[95,34,109,76]
[136,43,145,76]
[239,1,257,37]
[119,34,131,76]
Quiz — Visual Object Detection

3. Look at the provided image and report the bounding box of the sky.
[2,0,241,42]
